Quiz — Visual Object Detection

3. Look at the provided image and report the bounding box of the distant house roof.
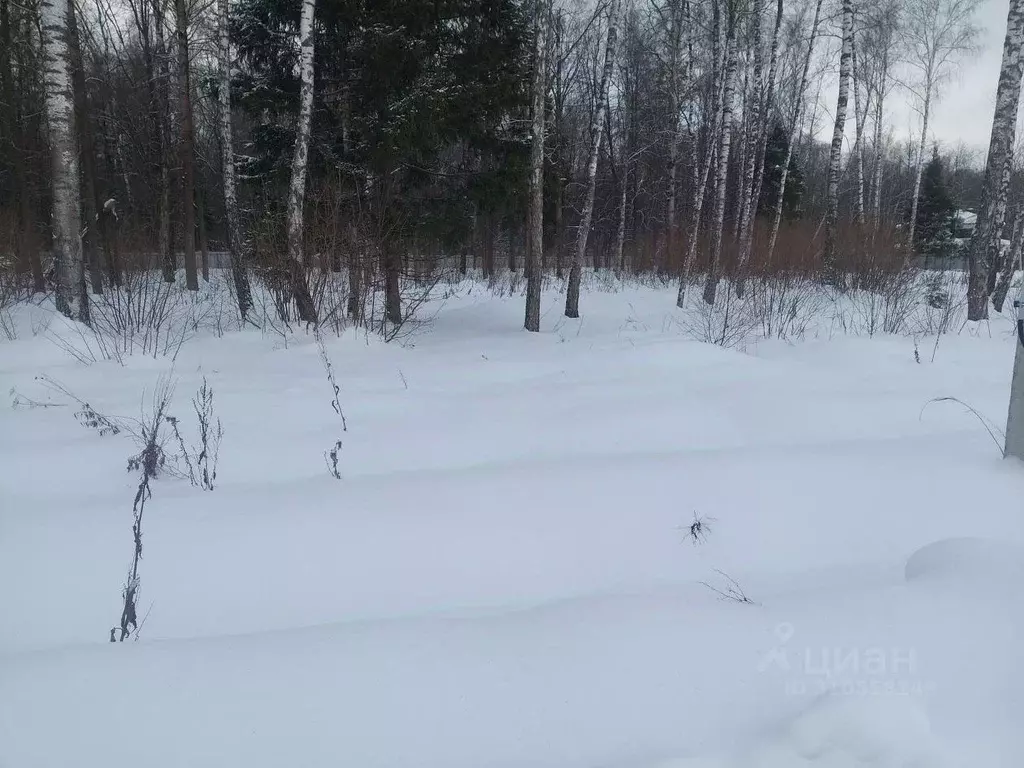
[955,210,977,228]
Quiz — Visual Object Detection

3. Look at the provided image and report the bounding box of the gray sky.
[807,0,1009,161]
[908,0,1008,153]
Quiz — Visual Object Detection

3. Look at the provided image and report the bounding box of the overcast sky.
[879,0,1009,157]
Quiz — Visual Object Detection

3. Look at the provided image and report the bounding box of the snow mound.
[649,693,950,768]
[904,537,1024,584]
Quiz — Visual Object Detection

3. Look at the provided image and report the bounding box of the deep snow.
[2,280,1024,768]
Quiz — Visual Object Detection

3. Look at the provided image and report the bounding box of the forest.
[0,0,1020,334]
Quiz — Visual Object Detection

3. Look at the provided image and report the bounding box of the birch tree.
[765,0,823,265]
[735,0,783,294]
[174,0,198,290]
[525,0,548,332]
[678,0,724,305]
[821,0,853,279]
[565,0,620,318]
[217,0,253,321]
[662,0,688,274]
[902,0,979,253]
[40,0,87,322]
[701,0,738,306]
[967,0,1023,320]
[153,0,173,283]
[286,0,318,325]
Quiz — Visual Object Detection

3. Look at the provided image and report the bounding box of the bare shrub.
[676,280,759,348]
[315,327,348,478]
[165,377,222,490]
[36,375,122,435]
[113,379,173,643]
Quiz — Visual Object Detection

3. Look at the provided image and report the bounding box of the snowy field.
[3,275,1024,768]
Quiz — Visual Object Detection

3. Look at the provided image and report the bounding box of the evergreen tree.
[231,0,530,252]
[915,145,956,250]
[757,121,803,220]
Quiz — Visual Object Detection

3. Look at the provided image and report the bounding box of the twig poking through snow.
[920,396,1004,455]
[700,569,758,605]
[682,512,715,545]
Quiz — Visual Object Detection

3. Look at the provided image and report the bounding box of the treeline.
[3,0,1020,333]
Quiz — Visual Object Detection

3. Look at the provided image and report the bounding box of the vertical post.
[1005,296,1024,460]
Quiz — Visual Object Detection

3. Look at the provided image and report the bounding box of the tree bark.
[967,0,1024,320]
[766,0,823,264]
[736,0,783,296]
[66,0,102,296]
[174,0,198,290]
[154,0,173,282]
[40,0,87,322]
[822,0,853,279]
[850,11,867,229]
[525,0,548,331]
[565,0,619,318]
[906,83,932,252]
[217,0,253,321]
[286,0,318,325]
[664,0,688,273]
[678,0,725,305]
[701,1,737,306]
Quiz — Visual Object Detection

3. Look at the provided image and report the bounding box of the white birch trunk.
[664,0,685,270]
[565,0,620,318]
[40,0,86,322]
[613,106,629,274]
[217,0,253,321]
[765,0,823,263]
[968,0,1024,320]
[822,0,854,277]
[701,8,738,306]
[154,0,173,282]
[286,0,317,324]
[734,1,762,254]
[735,0,783,295]
[850,14,867,228]
[870,44,889,229]
[524,0,548,332]
[678,0,725,306]
[906,83,932,252]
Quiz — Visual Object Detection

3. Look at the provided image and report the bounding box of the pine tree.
[914,146,955,251]
[757,121,802,220]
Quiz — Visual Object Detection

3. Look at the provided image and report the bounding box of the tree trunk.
[174,0,198,290]
[66,0,102,296]
[678,0,725,306]
[870,39,890,231]
[525,0,548,331]
[40,0,87,322]
[994,210,1023,312]
[822,0,853,279]
[382,242,402,328]
[766,0,823,264]
[197,186,209,282]
[968,0,1024,320]
[286,0,318,325]
[736,0,783,297]
[154,1,173,282]
[850,12,867,228]
[906,85,932,252]
[217,0,253,321]
[664,0,688,272]
[734,0,762,259]
[565,0,619,319]
[701,3,738,307]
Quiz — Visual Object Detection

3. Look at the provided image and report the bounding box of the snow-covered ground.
[3,277,1024,768]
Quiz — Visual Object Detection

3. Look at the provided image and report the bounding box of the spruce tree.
[757,121,803,220]
[915,145,956,251]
